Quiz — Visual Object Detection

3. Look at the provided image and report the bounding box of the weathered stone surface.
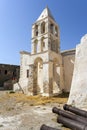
[0,64,19,89]
[68,34,87,108]
[61,50,75,92]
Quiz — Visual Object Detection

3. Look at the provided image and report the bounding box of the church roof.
[36,7,55,21]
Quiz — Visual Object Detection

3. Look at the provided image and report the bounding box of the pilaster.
[28,64,34,95]
[42,61,53,96]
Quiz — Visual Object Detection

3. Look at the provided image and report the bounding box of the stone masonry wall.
[0,64,19,89]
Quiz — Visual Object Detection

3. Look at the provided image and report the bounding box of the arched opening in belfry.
[53,58,60,94]
[41,37,45,52]
[50,37,59,53]
[55,26,58,36]
[50,23,54,34]
[34,39,38,53]
[33,57,43,95]
[35,25,38,36]
[41,22,45,34]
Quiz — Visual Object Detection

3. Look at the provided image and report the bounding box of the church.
[14,7,75,96]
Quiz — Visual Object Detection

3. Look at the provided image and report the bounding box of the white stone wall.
[68,34,87,108]
[20,53,30,79]
[61,50,75,92]
[19,52,30,93]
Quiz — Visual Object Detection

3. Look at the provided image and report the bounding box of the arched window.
[35,25,38,36]
[34,39,38,53]
[41,22,45,34]
[41,37,45,52]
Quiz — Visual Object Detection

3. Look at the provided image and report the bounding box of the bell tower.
[31,7,60,54]
[27,7,64,96]
[16,6,64,96]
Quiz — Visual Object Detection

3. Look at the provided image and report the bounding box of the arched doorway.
[33,57,43,95]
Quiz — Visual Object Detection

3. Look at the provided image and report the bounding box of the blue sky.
[0,0,87,65]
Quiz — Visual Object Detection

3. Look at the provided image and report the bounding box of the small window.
[5,70,7,75]
[27,70,29,78]
[13,71,16,77]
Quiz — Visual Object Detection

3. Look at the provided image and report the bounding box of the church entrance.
[33,58,43,95]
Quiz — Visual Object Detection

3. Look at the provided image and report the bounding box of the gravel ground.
[0,91,70,130]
